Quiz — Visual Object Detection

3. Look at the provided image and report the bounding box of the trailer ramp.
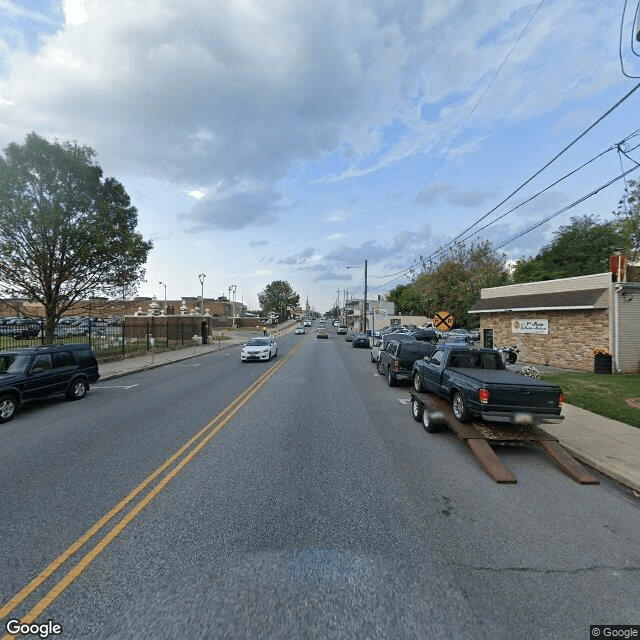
[410,392,599,485]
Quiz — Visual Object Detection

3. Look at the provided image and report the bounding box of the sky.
[1,0,640,314]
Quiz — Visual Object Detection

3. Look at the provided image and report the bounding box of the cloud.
[418,182,498,208]
[179,184,282,231]
[278,247,316,265]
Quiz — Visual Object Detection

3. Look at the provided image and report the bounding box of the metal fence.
[0,319,220,362]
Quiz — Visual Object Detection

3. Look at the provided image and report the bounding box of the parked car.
[411,344,565,424]
[0,343,100,423]
[317,327,329,339]
[240,337,278,362]
[370,332,416,363]
[344,331,355,342]
[352,334,370,348]
[377,339,437,386]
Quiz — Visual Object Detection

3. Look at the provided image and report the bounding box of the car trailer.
[410,391,599,485]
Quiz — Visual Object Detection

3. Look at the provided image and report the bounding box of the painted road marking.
[0,337,308,637]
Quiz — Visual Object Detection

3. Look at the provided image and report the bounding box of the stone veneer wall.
[479,308,609,371]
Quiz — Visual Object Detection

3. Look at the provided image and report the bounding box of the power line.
[384,0,547,251]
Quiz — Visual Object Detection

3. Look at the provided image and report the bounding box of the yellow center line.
[1,336,307,638]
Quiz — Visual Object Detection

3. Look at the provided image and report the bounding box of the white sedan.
[240,337,278,362]
[294,326,305,334]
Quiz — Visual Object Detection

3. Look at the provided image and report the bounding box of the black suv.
[0,344,100,423]
[377,339,437,386]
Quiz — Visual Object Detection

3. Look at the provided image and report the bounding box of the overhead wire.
[383,0,547,251]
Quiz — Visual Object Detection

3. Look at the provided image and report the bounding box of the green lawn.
[541,372,640,428]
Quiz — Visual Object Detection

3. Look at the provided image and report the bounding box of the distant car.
[240,337,278,362]
[303,320,312,327]
[333,320,340,327]
[316,323,327,333]
[0,343,100,423]
[317,327,329,339]
[352,334,370,348]
[294,326,305,335]
[336,326,348,335]
[344,331,355,342]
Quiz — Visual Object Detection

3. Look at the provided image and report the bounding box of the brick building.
[469,272,640,373]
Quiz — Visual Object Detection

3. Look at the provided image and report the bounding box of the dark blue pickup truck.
[412,345,565,424]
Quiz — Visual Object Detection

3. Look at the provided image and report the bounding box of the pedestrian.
[262,326,267,336]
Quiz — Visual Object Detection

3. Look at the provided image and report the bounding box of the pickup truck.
[412,345,565,424]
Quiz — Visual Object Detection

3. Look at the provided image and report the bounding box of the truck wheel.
[452,391,470,422]
[411,398,423,422]
[387,370,396,387]
[377,360,384,375]
[423,409,440,433]
[0,395,17,423]
[413,372,425,393]
[507,351,517,364]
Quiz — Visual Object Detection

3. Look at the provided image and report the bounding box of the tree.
[419,241,509,328]
[386,283,425,315]
[512,215,623,284]
[257,280,300,321]
[0,132,153,343]
[614,178,640,261]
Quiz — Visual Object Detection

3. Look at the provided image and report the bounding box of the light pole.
[346,260,368,333]
[198,273,206,314]
[228,284,237,328]
[158,281,167,314]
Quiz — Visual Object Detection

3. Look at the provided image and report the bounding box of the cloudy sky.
[1,0,640,312]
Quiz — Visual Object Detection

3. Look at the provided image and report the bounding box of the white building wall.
[614,284,640,373]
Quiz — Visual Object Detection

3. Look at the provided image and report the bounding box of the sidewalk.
[97,335,640,494]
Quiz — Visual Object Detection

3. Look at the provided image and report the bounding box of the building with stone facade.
[469,271,640,373]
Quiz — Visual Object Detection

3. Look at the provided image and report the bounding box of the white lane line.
[95,384,140,390]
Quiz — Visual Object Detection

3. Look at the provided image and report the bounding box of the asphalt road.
[1,329,639,639]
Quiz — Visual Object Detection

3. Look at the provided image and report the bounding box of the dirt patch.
[624,398,640,410]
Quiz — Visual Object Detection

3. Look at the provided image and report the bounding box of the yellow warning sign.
[433,311,454,331]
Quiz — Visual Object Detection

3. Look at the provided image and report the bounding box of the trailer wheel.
[507,351,517,364]
[411,398,423,422]
[452,391,470,423]
[422,408,440,433]
[413,372,425,393]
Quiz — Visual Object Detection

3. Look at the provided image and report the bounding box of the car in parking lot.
[240,337,278,362]
[0,343,100,423]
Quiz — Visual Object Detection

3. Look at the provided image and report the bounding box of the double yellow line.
[1,336,307,638]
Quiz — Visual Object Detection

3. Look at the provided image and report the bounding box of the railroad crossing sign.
[433,310,454,331]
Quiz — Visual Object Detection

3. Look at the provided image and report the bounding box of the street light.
[346,260,368,334]
[228,284,237,328]
[158,281,167,314]
[198,273,206,314]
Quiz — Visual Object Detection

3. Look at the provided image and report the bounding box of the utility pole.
[363,259,368,334]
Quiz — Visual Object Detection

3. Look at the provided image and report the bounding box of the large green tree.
[614,178,640,261]
[512,215,623,284]
[0,132,153,343]
[258,280,300,321]
[420,241,509,328]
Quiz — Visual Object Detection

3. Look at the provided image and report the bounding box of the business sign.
[512,319,548,334]
[374,308,388,318]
